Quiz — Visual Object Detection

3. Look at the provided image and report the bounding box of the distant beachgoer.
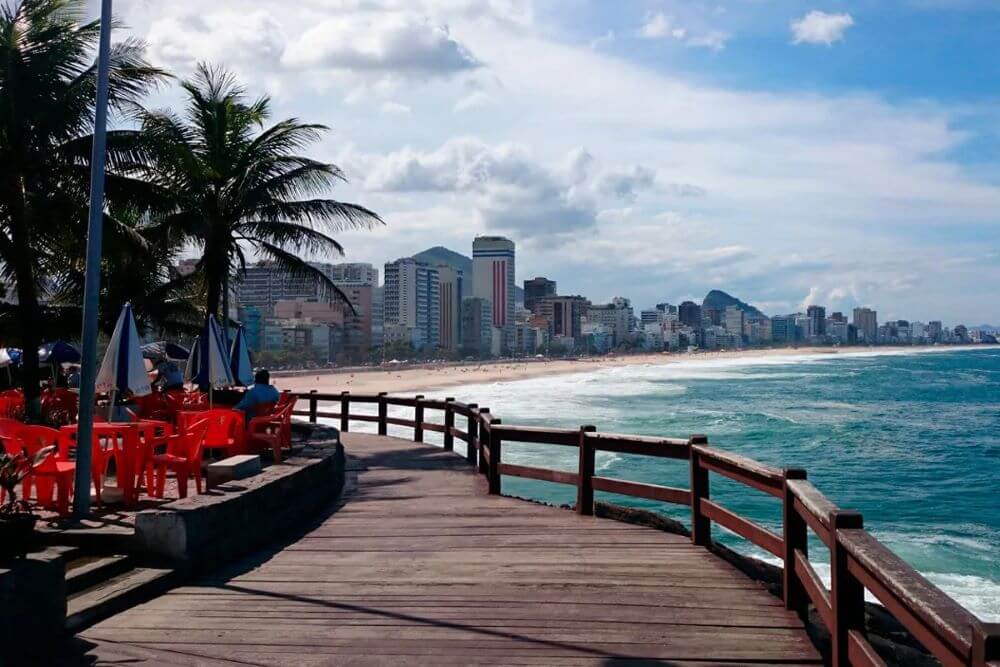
[234,369,280,419]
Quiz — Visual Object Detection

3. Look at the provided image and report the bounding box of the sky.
[103,0,1000,324]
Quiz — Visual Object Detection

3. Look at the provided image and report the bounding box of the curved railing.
[292,390,999,667]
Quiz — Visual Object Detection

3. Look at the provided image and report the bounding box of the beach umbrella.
[185,316,235,399]
[38,341,82,384]
[38,341,82,366]
[0,348,21,385]
[141,341,190,362]
[229,326,254,386]
[96,303,152,400]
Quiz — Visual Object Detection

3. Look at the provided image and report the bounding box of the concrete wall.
[135,425,344,573]
[0,546,71,664]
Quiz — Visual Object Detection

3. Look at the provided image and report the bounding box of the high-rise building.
[724,306,745,338]
[927,321,943,343]
[656,303,677,314]
[679,301,702,329]
[807,305,827,338]
[384,258,440,350]
[853,307,878,344]
[537,296,587,340]
[325,263,378,286]
[473,236,515,352]
[371,286,384,348]
[461,297,493,356]
[771,314,799,344]
[523,277,556,313]
[437,266,463,351]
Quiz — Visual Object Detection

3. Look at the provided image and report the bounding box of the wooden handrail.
[291,390,998,667]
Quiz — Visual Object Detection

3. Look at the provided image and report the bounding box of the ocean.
[340,347,1000,621]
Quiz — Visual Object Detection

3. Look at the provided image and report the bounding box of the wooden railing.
[293,390,1000,667]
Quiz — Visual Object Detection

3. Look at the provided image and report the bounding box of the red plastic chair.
[176,409,245,458]
[62,423,138,506]
[148,419,210,499]
[245,403,294,462]
[17,425,74,516]
[41,388,78,422]
[0,417,25,440]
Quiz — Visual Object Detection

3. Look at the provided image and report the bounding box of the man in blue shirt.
[234,369,280,418]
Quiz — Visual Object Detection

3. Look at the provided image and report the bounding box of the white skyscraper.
[472,236,515,352]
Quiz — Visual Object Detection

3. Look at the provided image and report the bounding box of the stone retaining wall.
[135,424,344,573]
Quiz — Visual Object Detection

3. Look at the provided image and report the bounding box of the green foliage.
[0,445,56,513]
[138,63,383,320]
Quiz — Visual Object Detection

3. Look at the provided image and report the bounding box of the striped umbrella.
[96,303,152,399]
[184,315,235,389]
[229,326,254,386]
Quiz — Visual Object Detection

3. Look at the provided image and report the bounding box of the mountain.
[413,246,472,277]
[412,246,524,303]
[702,290,768,321]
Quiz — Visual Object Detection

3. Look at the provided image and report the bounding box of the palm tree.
[0,0,164,416]
[141,64,382,323]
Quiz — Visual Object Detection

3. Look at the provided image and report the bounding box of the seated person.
[152,359,184,391]
[234,369,280,420]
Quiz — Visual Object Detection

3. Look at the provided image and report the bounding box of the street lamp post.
[73,0,113,519]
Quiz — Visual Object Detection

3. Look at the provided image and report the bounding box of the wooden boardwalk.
[72,433,822,665]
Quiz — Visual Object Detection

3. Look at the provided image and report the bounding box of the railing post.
[973,623,1000,666]
[783,468,808,619]
[308,389,318,423]
[478,408,490,475]
[689,434,710,547]
[340,391,350,433]
[488,417,502,495]
[414,395,425,442]
[576,425,598,515]
[466,403,479,466]
[830,510,865,667]
[443,397,455,451]
[377,392,388,436]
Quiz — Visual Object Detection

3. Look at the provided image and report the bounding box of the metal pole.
[73,0,113,519]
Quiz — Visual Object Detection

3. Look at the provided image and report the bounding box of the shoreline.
[274,344,996,396]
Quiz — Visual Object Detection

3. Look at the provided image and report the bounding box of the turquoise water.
[346,347,1000,621]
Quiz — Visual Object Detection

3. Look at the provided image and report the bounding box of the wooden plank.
[841,529,974,665]
[694,445,784,497]
[491,425,579,446]
[794,549,832,631]
[793,496,832,548]
[591,476,690,506]
[700,499,784,558]
[587,433,689,460]
[499,463,578,486]
[848,629,887,667]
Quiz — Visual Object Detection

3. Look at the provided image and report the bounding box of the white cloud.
[598,165,656,201]
[381,101,412,114]
[283,13,480,76]
[589,30,615,49]
[791,11,855,45]
[454,91,490,111]
[637,12,728,50]
[146,11,286,71]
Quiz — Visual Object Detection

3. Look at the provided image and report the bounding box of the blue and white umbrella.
[38,341,81,366]
[184,315,235,389]
[96,303,152,398]
[0,347,21,385]
[0,348,22,368]
[229,326,253,386]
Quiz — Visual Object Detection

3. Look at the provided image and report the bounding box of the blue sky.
[112,0,1000,324]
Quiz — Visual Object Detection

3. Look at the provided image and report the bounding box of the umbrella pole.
[107,389,115,422]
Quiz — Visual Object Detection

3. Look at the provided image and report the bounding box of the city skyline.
[115,1,1000,324]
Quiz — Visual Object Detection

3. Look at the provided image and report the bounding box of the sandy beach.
[273,345,989,396]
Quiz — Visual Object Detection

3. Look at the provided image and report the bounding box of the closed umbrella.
[0,348,21,385]
[185,316,234,405]
[141,341,190,362]
[96,303,151,418]
[229,326,253,386]
[38,341,81,384]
